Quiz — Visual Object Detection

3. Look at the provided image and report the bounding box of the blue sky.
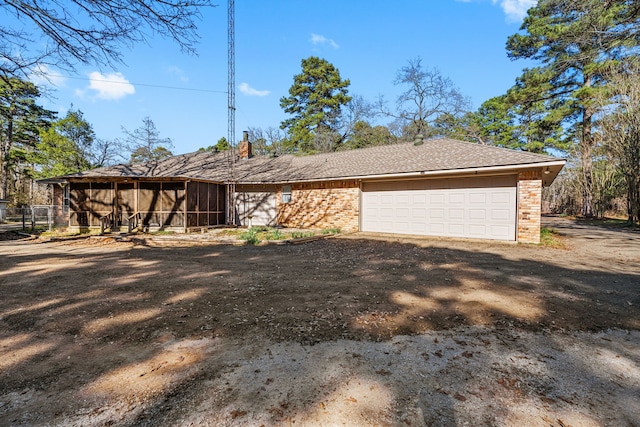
[34,0,537,155]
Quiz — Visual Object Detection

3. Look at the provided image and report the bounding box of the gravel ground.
[0,216,638,426]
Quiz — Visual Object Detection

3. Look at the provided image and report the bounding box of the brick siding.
[517,170,542,244]
[52,185,69,227]
[277,180,360,232]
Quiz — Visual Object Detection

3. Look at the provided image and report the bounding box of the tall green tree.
[473,96,516,147]
[32,108,96,178]
[280,56,351,153]
[506,0,640,216]
[0,77,54,201]
[198,137,230,153]
[345,121,396,149]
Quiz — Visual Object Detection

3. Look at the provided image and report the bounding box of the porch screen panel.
[209,185,218,211]
[185,181,226,228]
[70,183,90,226]
[118,183,136,224]
[186,181,199,227]
[90,182,113,226]
[161,182,185,227]
[139,182,161,226]
[186,182,198,211]
[218,185,226,224]
[197,182,209,226]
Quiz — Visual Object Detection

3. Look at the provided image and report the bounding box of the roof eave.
[235,160,567,186]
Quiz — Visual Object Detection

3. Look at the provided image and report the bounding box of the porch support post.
[184,180,188,233]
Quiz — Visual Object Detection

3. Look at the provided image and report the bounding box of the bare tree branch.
[0,0,216,79]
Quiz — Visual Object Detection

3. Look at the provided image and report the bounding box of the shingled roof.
[58,138,565,185]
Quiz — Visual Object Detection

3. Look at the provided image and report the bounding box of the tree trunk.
[0,117,13,201]
[580,76,595,218]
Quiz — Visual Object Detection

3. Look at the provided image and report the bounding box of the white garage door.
[361,176,517,241]
[235,192,277,227]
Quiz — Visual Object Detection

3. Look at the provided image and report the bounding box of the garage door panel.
[492,209,511,220]
[448,193,464,204]
[412,208,427,219]
[429,223,445,233]
[469,193,486,204]
[430,193,446,204]
[397,208,409,218]
[491,225,510,238]
[449,208,464,219]
[469,209,486,220]
[396,194,410,205]
[492,191,511,203]
[381,195,394,204]
[361,176,516,241]
[448,223,465,235]
[413,194,427,204]
[380,207,393,219]
[430,208,445,219]
[469,224,487,235]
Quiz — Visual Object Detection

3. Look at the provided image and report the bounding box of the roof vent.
[413,134,424,146]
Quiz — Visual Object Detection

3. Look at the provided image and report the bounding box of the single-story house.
[42,134,565,244]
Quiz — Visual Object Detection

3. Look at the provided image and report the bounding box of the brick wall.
[517,170,542,244]
[52,185,69,227]
[277,180,360,232]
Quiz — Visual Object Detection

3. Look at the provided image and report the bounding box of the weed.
[540,227,563,248]
[265,229,285,240]
[240,228,261,245]
[151,230,176,235]
[290,231,315,239]
[321,227,341,235]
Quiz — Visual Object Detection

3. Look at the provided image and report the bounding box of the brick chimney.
[238,130,252,159]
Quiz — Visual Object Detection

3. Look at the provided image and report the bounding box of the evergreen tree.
[506,0,640,216]
[0,78,55,201]
[280,57,351,153]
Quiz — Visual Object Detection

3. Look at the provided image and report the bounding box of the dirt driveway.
[0,217,638,426]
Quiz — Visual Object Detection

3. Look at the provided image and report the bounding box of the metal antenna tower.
[226,0,236,225]
[227,0,235,148]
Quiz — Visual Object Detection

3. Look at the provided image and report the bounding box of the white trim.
[236,160,567,185]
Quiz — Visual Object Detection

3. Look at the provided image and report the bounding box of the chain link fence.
[0,205,53,231]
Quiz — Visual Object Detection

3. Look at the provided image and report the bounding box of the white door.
[235,192,277,227]
[361,176,517,241]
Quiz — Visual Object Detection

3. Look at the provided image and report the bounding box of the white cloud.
[492,0,537,22]
[310,33,339,49]
[29,64,67,87]
[87,71,135,100]
[239,82,270,97]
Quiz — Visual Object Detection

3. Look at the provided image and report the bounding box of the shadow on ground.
[0,226,638,426]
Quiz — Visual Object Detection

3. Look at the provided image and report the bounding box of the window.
[62,184,70,213]
[282,185,292,203]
